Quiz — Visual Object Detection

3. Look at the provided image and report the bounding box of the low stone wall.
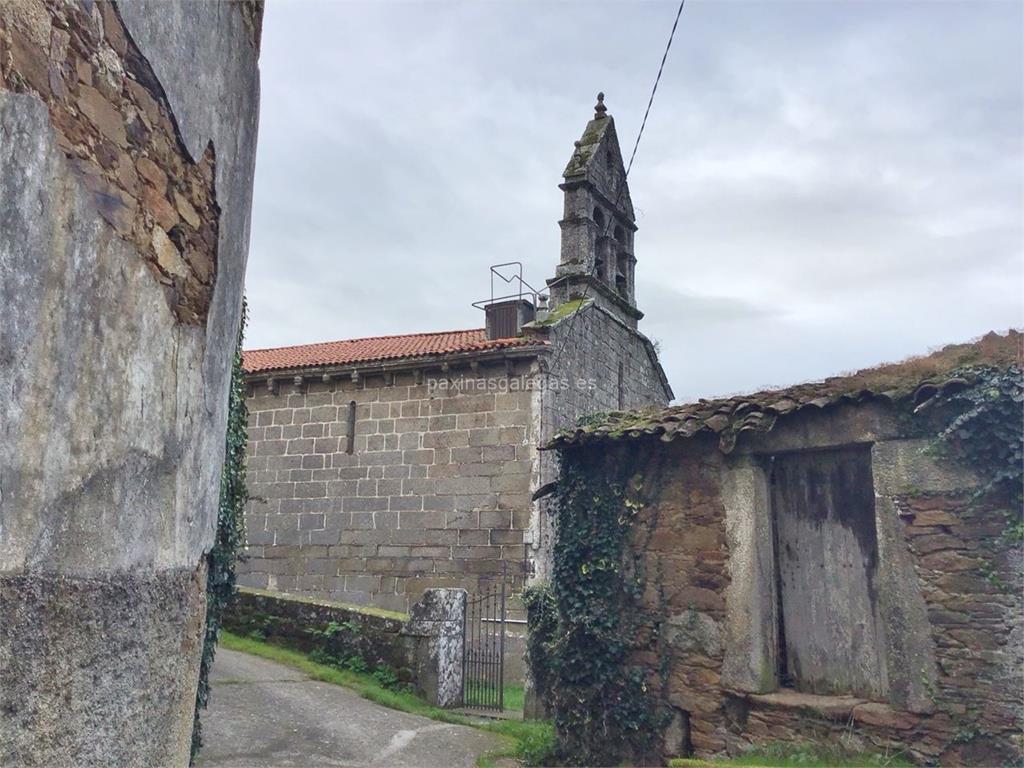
[223,586,466,707]
[223,587,416,682]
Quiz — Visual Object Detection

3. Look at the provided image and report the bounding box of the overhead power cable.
[625,0,686,178]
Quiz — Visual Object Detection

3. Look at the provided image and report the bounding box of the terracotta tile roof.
[243,328,546,374]
[549,330,1022,453]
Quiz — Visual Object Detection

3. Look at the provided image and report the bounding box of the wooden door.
[770,447,888,699]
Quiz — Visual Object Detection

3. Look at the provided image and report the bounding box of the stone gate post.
[402,588,466,708]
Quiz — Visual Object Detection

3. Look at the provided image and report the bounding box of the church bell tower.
[547,93,642,329]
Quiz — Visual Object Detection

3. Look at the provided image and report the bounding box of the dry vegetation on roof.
[553,330,1022,450]
[815,329,1022,399]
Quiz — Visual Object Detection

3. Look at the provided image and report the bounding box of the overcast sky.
[244,0,1023,403]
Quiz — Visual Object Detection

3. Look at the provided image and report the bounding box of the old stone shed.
[238,97,672,611]
[546,331,1022,765]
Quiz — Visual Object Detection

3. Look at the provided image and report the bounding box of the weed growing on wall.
[526,448,664,766]
[304,620,412,692]
[928,365,1023,540]
[190,302,250,763]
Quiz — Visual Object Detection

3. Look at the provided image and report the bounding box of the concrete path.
[198,648,503,767]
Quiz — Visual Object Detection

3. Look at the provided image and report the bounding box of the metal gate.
[462,575,507,710]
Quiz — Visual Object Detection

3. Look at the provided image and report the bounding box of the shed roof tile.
[548,330,1022,453]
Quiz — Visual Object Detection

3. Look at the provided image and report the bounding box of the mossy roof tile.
[548,330,1022,453]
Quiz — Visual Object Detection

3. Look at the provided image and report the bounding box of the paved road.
[198,648,503,767]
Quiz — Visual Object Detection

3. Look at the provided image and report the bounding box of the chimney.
[484,298,535,340]
[535,294,550,323]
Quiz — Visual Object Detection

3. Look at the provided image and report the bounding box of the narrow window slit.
[346,400,357,454]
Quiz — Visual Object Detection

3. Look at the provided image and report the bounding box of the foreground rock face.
[0,1,261,764]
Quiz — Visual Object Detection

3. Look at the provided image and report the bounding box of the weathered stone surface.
[0,0,227,325]
[0,568,207,766]
[77,83,127,147]
[852,702,920,730]
[666,610,723,657]
[746,690,865,720]
[403,588,466,708]
[872,439,980,496]
[719,454,776,694]
[0,0,261,763]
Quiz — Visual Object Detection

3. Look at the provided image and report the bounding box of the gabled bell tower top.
[548,93,642,327]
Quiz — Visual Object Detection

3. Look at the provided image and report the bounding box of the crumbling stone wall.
[631,438,731,757]
[0,1,261,764]
[891,492,1023,763]
[563,414,1022,766]
[0,0,219,324]
[239,359,536,612]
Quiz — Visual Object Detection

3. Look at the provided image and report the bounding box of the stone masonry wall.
[702,487,1022,767]
[223,587,416,683]
[223,586,468,708]
[629,438,731,757]
[0,1,260,764]
[239,358,537,612]
[891,492,1023,763]
[577,432,1022,766]
[0,0,220,324]
[529,301,670,580]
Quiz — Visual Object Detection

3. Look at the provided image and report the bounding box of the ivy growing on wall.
[928,364,1023,540]
[526,361,1022,765]
[524,448,664,767]
[190,301,250,763]
[521,582,558,706]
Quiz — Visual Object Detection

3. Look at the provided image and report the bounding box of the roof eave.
[243,342,549,382]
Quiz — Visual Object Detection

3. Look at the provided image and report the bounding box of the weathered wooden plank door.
[769,447,889,699]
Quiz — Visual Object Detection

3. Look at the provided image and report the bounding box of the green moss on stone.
[534,298,588,327]
[237,586,408,621]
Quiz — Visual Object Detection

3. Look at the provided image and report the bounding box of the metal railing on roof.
[471,262,545,310]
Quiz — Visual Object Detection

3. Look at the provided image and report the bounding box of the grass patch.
[503,682,524,712]
[669,740,914,768]
[220,631,553,766]
[475,719,554,768]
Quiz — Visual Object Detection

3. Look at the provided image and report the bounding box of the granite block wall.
[239,359,537,611]
[529,301,671,579]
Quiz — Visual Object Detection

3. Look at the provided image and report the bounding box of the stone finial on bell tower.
[547,93,642,328]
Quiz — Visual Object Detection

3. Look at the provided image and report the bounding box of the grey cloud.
[244,0,1022,403]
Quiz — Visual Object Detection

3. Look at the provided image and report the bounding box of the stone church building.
[238,97,672,611]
